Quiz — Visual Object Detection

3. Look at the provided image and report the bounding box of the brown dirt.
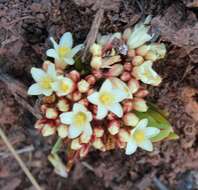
[0,0,198,190]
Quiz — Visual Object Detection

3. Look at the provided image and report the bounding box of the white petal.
[108,103,123,118]
[42,89,53,96]
[27,83,43,95]
[51,81,59,91]
[47,63,56,80]
[138,139,153,151]
[96,106,108,120]
[136,118,148,130]
[31,68,46,82]
[145,127,160,138]
[46,49,58,59]
[64,58,75,65]
[87,92,99,105]
[73,103,87,112]
[113,89,128,102]
[68,125,82,138]
[125,139,137,155]
[83,123,93,137]
[86,111,93,122]
[70,44,84,57]
[59,32,73,48]
[50,37,58,50]
[100,79,113,92]
[60,112,73,124]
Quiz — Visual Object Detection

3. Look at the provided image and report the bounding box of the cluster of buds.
[28,19,166,170]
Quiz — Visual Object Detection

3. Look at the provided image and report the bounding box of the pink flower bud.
[87,88,95,96]
[127,49,135,57]
[124,62,132,72]
[93,127,104,138]
[79,98,89,107]
[45,108,58,119]
[77,79,90,93]
[42,124,56,136]
[91,56,102,70]
[136,45,149,56]
[120,72,131,82]
[92,138,104,150]
[69,70,80,82]
[118,128,129,142]
[92,69,103,79]
[123,100,133,113]
[35,119,45,129]
[71,138,82,150]
[57,124,68,138]
[107,112,116,120]
[117,140,126,148]
[72,91,82,102]
[80,132,91,144]
[79,145,90,158]
[57,99,70,112]
[128,79,140,94]
[132,56,144,66]
[106,64,124,77]
[135,89,149,98]
[123,113,139,127]
[108,120,120,135]
[85,75,96,86]
[133,98,148,112]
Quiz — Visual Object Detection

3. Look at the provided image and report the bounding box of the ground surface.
[0,0,198,190]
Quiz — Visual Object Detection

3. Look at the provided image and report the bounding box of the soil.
[0,0,198,190]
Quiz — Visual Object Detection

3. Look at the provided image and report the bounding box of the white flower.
[125,118,160,155]
[60,103,93,139]
[52,76,73,96]
[46,32,83,69]
[127,23,152,49]
[28,63,57,96]
[87,79,128,119]
[132,61,162,86]
[110,77,132,99]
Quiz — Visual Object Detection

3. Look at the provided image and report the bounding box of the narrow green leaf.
[151,129,171,142]
[51,137,62,154]
[166,132,179,140]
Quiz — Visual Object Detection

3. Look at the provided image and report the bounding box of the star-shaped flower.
[125,118,160,155]
[28,63,57,96]
[60,103,93,139]
[46,32,83,69]
[87,79,128,119]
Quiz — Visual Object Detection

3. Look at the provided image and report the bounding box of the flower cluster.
[28,21,167,169]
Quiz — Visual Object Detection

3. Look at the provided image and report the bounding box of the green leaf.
[166,132,179,140]
[151,129,171,142]
[51,137,62,154]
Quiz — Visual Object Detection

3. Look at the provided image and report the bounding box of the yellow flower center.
[60,81,69,92]
[74,112,87,126]
[99,92,114,106]
[134,130,145,143]
[40,76,52,89]
[58,46,71,58]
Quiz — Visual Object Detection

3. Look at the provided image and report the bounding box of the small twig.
[81,161,95,172]
[153,177,170,190]
[82,1,105,61]
[0,71,42,119]
[0,128,42,190]
[0,145,34,159]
